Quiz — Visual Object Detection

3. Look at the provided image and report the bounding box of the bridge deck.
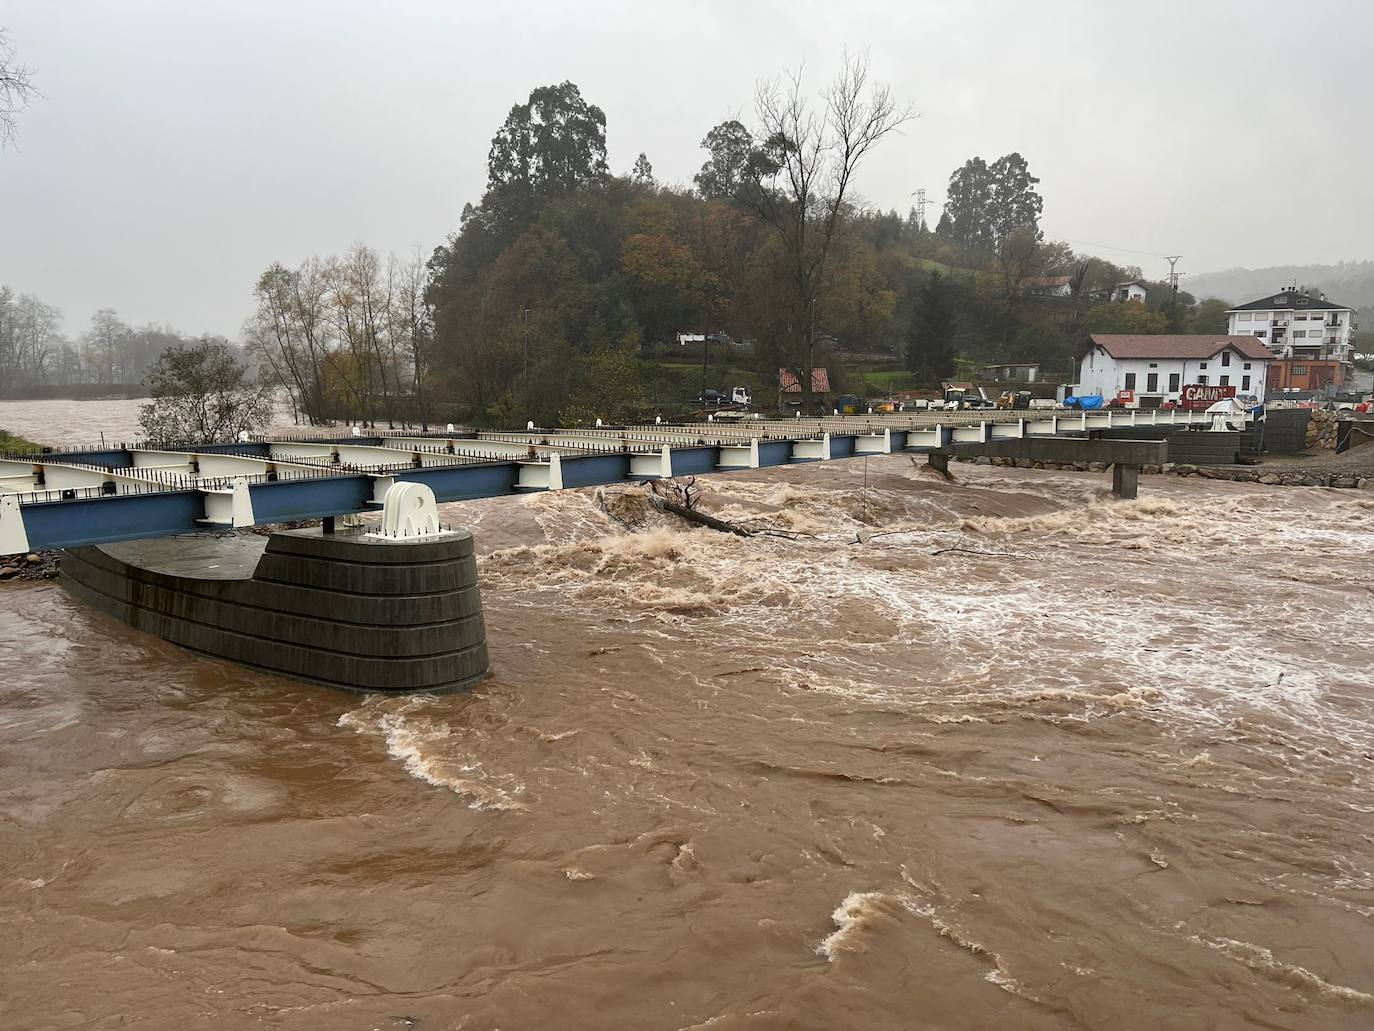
[0,408,1238,553]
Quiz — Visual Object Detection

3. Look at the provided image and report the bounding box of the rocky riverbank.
[0,551,59,582]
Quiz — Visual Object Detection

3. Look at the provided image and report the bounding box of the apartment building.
[1225,288,1356,386]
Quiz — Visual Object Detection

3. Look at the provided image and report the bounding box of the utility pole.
[701,332,709,401]
[1164,256,1184,294]
[522,308,530,406]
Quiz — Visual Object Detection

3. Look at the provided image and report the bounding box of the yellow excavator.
[995,390,1033,410]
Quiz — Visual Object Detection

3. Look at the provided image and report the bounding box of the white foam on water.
[337,708,528,812]
[815,886,1033,998]
[482,475,1374,763]
[815,890,893,960]
[1184,931,1374,1004]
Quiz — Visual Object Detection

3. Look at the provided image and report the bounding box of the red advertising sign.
[1179,384,1236,410]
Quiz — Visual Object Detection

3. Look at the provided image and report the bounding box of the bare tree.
[245,259,338,425]
[393,246,435,428]
[0,28,38,150]
[81,308,129,384]
[248,246,431,428]
[738,52,914,410]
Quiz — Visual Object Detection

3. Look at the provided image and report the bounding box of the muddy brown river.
[1,407,1372,1028]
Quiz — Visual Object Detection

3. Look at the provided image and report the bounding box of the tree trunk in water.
[647,495,753,536]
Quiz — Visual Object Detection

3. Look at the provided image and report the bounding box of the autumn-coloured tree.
[1083,299,1169,335]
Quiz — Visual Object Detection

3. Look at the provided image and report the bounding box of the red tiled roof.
[778,368,832,393]
[1087,334,1272,361]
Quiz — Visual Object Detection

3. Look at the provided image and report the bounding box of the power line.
[1042,233,1169,260]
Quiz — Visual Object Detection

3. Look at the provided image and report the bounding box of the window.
[1242,375,1251,390]
[1148,362,1158,368]
[1222,351,1231,366]
[1168,372,1180,391]
[1147,372,1159,392]
[1238,312,1252,321]
[1292,330,1306,338]
[1243,362,1251,370]
[1255,330,1267,338]
[1199,362,1208,370]
[1197,375,1209,385]
[1220,375,1230,386]
[1124,372,1137,390]
[1293,365,1309,375]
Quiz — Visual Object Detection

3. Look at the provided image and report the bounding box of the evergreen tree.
[905,272,958,384]
[693,120,754,199]
[631,152,654,187]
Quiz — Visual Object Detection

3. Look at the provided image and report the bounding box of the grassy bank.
[0,429,42,453]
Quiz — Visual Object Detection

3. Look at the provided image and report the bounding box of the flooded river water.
[1,402,1372,1029]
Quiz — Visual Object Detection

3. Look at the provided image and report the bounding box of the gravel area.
[1250,441,1374,478]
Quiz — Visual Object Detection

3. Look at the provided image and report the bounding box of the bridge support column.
[927,451,950,477]
[1112,463,1140,500]
[60,483,489,694]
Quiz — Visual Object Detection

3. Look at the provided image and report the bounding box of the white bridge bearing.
[365,481,459,541]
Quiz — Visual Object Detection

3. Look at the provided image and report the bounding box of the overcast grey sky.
[2,0,1371,340]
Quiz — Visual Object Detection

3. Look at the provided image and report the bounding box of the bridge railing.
[13,480,190,506]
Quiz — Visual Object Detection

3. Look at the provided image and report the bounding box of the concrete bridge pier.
[59,482,489,693]
[1112,463,1140,500]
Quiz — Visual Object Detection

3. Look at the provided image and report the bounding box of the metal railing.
[14,480,190,506]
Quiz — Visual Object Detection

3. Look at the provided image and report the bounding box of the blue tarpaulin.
[1064,395,1104,410]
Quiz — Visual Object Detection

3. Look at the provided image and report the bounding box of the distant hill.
[1186,261,1374,308]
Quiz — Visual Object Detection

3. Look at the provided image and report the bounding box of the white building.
[1076,334,1271,406]
[982,362,1040,382]
[1023,274,1073,298]
[1225,288,1357,382]
[1111,280,1148,303]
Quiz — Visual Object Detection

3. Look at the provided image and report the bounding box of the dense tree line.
[0,287,236,392]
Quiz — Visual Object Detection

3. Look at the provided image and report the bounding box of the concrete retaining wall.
[60,527,489,693]
[1090,427,1242,465]
[1163,430,1243,465]
[1263,410,1312,454]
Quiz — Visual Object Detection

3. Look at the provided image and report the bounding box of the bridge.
[1,407,1227,554]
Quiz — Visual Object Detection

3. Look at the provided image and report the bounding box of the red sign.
[1179,384,1236,410]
